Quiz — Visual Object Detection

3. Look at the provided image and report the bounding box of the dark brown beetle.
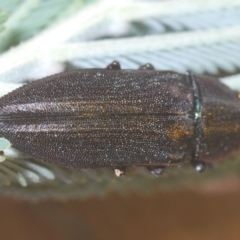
[0,61,240,177]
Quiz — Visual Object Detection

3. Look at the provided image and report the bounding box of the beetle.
[0,61,240,177]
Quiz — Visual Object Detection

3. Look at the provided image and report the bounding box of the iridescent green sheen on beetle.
[0,61,240,177]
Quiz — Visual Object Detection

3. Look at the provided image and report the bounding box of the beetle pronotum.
[0,61,239,177]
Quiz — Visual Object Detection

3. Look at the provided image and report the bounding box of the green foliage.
[0,0,86,52]
[0,7,8,32]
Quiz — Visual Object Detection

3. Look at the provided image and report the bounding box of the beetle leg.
[0,151,6,162]
[114,167,126,177]
[106,61,121,70]
[147,166,165,177]
[191,161,206,172]
[138,63,155,70]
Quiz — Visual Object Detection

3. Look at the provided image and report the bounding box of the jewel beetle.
[0,61,240,177]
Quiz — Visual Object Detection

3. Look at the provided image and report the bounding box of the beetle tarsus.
[139,63,155,70]
[191,161,206,172]
[114,167,126,177]
[106,61,121,70]
[147,166,165,177]
[0,150,6,162]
